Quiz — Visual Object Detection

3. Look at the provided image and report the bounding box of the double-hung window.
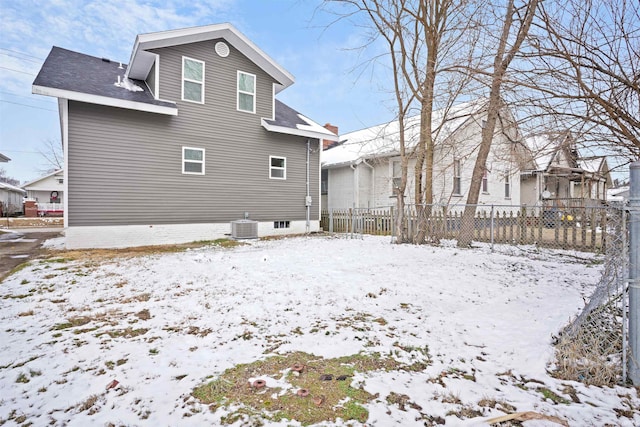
[183,147,205,175]
[453,159,462,195]
[392,160,402,191]
[270,156,286,179]
[237,71,256,113]
[504,172,511,198]
[482,170,489,193]
[182,57,204,103]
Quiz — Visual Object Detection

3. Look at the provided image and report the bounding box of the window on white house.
[183,147,205,175]
[453,159,462,195]
[321,169,328,195]
[504,172,511,198]
[482,170,489,193]
[274,220,290,229]
[182,57,204,103]
[270,156,286,179]
[237,71,256,113]
[392,160,402,191]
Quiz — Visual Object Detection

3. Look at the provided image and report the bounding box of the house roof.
[322,100,486,168]
[0,153,10,162]
[263,100,338,141]
[22,169,63,190]
[33,47,178,115]
[0,181,26,194]
[126,23,294,94]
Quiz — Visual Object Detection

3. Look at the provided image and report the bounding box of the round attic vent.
[215,41,230,57]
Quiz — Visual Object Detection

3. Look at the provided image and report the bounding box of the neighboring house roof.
[126,23,294,93]
[0,153,10,162]
[33,47,178,116]
[0,181,26,195]
[22,169,64,190]
[607,186,629,202]
[322,100,488,168]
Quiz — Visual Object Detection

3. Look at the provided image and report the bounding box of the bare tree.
[325,0,477,243]
[457,0,540,247]
[38,138,64,174]
[0,168,20,186]
[531,0,640,162]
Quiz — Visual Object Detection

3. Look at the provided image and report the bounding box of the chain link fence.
[321,202,630,385]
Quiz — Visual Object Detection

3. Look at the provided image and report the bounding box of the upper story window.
[504,172,511,198]
[182,57,204,103]
[183,147,205,175]
[237,71,256,113]
[482,170,489,193]
[453,159,462,195]
[270,156,286,180]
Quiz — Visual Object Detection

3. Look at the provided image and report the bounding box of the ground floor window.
[182,147,205,175]
[270,156,286,179]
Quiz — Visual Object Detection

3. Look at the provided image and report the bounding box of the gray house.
[32,23,337,249]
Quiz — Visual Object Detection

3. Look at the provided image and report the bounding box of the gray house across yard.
[33,23,338,249]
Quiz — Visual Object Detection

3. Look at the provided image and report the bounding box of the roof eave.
[32,85,178,116]
[127,24,295,92]
[22,169,64,189]
[261,119,339,141]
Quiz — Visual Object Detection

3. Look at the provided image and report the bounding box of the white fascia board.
[261,119,339,142]
[32,85,178,116]
[129,24,294,92]
[22,169,64,189]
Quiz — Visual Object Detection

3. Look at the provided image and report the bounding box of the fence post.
[629,161,640,385]
[490,205,495,251]
[329,209,334,233]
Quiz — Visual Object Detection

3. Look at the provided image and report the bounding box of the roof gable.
[126,23,294,94]
[22,169,64,189]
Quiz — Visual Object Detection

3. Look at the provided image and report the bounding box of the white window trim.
[182,146,205,175]
[269,155,286,180]
[504,172,511,199]
[237,70,256,113]
[182,56,205,104]
[144,53,160,99]
[453,159,462,196]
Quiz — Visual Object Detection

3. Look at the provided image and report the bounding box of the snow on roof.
[607,186,629,202]
[577,158,603,173]
[523,134,559,171]
[22,169,63,189]
[0,181,26,194]
[322,100,485,167]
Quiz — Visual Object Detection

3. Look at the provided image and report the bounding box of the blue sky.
[0,0,393,183]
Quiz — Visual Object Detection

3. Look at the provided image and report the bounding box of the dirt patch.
[0,230,62,282]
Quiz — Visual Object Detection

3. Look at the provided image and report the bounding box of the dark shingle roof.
[266,99,310,129]
[33,47,175,109]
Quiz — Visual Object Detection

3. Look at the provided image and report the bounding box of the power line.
[0,100,57,112]
[0,66,36,76]
[0,48,43,61]
[0,51,41,64]
[0,90,56,104]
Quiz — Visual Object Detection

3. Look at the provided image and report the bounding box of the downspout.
[306,139,310,233]
[362,159,375,208]
[350,162,358,208]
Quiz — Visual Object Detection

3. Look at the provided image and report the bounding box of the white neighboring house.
[322,100,531,212]
[22,169,64,216]
[0,181,26,217]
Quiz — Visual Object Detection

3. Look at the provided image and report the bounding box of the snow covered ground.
[0,235,637,426]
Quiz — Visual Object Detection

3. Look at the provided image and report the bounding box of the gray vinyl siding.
[67,39,319,227]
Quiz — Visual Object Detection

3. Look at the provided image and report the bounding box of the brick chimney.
[322,123,338,150]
